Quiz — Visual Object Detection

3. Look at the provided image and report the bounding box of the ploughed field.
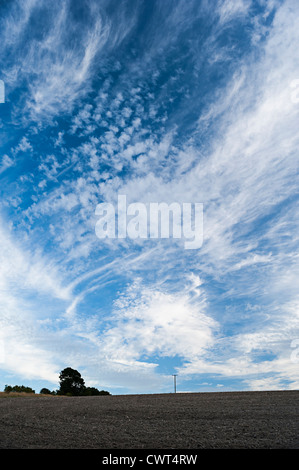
[0,390,298,449]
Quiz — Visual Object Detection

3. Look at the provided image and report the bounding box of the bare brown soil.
[0,390,298,449]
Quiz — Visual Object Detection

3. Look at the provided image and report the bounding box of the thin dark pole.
[172,374,177,393]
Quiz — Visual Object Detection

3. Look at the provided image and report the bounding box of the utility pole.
[172,374,177,393]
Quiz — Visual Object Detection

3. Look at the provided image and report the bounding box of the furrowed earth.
[0,390,298,449]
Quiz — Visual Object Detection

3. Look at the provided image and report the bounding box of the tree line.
[3,368,110,396]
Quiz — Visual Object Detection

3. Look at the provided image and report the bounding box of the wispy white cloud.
[0,154,14,174]
[101,277,216,364]
[85,0,299,389]
[0,217,73,383]
[12,136,33,155]
[0,0,298,393]
[0,220,71,301]
[0,0,138,124]
[217,0,251,24]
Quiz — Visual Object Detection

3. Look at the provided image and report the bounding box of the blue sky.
[0,0,299,394]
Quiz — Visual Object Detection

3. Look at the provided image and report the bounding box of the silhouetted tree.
[58,367,85,396]
[4,385,35,394]
[40,388,52,395]
[83,387,111,396]
[83,386,101,396]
